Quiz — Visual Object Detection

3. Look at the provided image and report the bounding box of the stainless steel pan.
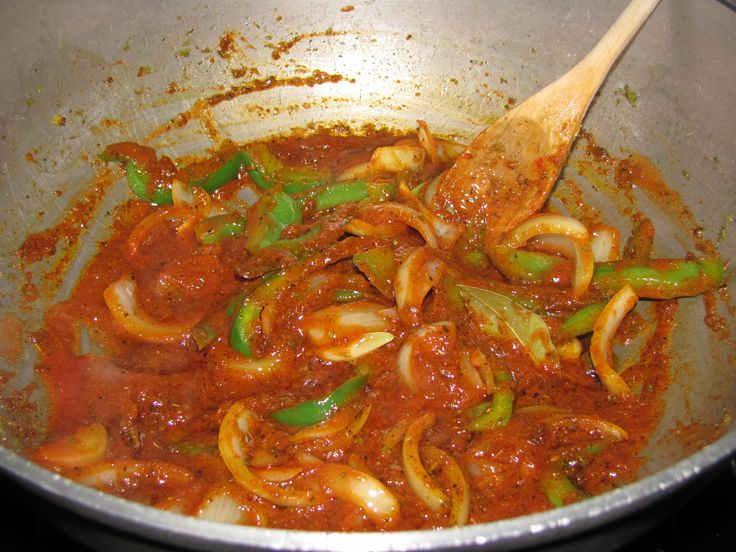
[1,1,734,550]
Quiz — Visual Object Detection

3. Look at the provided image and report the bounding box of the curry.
[26,125,724,531]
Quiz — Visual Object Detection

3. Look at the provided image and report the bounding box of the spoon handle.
[524,0,661,144]
[571,0,661,103]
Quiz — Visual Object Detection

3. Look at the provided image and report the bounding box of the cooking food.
[24,123,725,531]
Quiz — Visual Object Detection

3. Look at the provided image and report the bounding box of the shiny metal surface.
[0,1,734,550]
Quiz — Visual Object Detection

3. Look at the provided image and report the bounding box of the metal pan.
[0,1,734,550]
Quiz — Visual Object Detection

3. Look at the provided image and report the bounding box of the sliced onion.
[250,465,306,483]
[365,203,438,247]
[171,179,196,208]
[394,247,446,327]
[33,423,108,469]
[225,355,284,376]
[71,460,193,489]
[590,225,621,262]
[153,494,190,514]
[590,285,638,399]
[302,302,395,346]
[501,214,589,248]
[336,161,371,181]
[345,403,372,436]
[370,143,426,174]
[344,218,381,237]
[543,413,629,440]
[402,413,448,512]
[381,419,411,457]
[397,321,455,392]
[421,173,444,207]
[508,221,594,298]
[312,463,399,528]
[436,137,467,164]
[196,482,267,525]
[291,404,372,443]
[459,350,484,393]
[397,182,463,249]
[320,331,394,361]
[104,275,195,343]
[337,143,426,180]
[417,119,440,169]
[197,490,247,524]
[126,208,193,260]
[567,238,595,298]
[422,445,470,527]
[459,348,494,395]
[218,400,316,507]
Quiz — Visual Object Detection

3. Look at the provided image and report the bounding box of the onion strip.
[422,445,470,527]
[103,275,196,343]
[218,400,316,507]
[590,285,638,398]
[401,413,448,512]
[501,214,588,248]
[290,404,372,443]
[311,463,399,527]
[590,225,621,262]
[397,322,455,392]
[394,248,446,327]
[71,460,193,489]
[498,214,594,297]
[543,413,629,440]
[364,203,438,247]
[33,423,108,469]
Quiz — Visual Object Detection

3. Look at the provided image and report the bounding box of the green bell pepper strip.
[467,371,515,431]
[190,151,269,193]
[229,273,286,357]
[463,250,490,269]
[366,180,397,203]
[272,191,303,227]
[271,374,369,426]
[541,442,607,508]
[126,161,174,205]
[104,149,266,203]
[226,290,248,317]
[592,258,725,299]
[491,246,725,300]
[247,192,304,253]
[559,301,607,339]
[261,191,303,249]
[229,301,263,357]
[352,246,396,298]
[99,147,171,204]
[194,213,247,244]
[245,143,282,190]
[540,469,586,508]
[315,180,368,211]
[281,165,331,189]
[490,246,567,284]
[270,225,321,258]
[332,289,366,303]
[284,180,326,194]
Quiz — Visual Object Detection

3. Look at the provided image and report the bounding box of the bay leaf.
[457,284,558,366]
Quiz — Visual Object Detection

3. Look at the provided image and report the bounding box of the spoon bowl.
[430,0,662,249]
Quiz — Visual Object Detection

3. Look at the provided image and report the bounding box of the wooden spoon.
[430,0,661,250]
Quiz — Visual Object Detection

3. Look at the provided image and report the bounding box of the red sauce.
[22,128,713,531]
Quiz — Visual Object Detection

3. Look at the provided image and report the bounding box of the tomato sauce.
[23,127,706,531]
